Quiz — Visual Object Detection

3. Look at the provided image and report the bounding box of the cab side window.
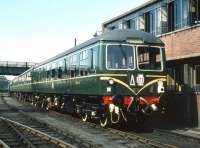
[90,46,98,74]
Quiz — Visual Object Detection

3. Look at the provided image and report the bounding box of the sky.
[0,0,149,63]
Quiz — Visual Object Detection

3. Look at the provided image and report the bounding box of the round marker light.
[109,79,114,85]
[157,80,163,86]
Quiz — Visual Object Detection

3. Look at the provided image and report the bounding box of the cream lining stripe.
[11,74,127,87]
[146,75,166,78]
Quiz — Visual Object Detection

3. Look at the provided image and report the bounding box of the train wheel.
[46,105,49,111]
[46,102,51,111]
[81,112,89,122]
[100,112,110,128]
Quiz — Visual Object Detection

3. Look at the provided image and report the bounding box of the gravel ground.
[2,97,146,148]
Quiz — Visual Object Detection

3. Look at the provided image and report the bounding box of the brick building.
[102,0,200,126]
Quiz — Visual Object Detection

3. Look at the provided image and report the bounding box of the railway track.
[0,96,101,148]
[79,118,177,148]
[49,108,200,148]
[0,116,74,148]
[47,110,178,148]
[146,128,200,147]
[86,116,200,148]
[4,96,200,148]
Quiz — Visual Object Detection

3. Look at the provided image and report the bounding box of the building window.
[119,20,131,29]
[196,66,200,84]
[119,22,123,29]
[182,0,189,27]
[175,0,182,29]
[175,65,184,92]
[145,12,150,33]
[168,0,175,31]
[155,7,162,35]
[167,68,175,91]
[144,9,159,35]
[190,0,200,24]
[198,0,200,20]
[108,26,116,30]
[150,10,156,35]
[126,20,131,29]
[166,65,184,92]
[123,20,131,29]
[161,4,168,33]
[130,18,137,30]
[194,65,200,92]
[139,15,145,31]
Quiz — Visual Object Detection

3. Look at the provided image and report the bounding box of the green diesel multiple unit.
[10,29,166,127]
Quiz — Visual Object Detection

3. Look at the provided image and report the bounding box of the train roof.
[11,29,164,81]
[35,29,164,69]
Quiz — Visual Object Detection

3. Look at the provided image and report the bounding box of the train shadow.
[6,95,198,135]
[111,112,193,134]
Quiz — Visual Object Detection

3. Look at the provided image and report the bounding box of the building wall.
[160,25,200,60]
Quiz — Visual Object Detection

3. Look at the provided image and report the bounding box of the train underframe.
[11,92,161,128]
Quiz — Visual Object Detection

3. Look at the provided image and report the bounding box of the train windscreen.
[107,45,134,70]
[137,46,163,71]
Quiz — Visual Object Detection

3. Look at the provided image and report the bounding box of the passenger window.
[47,70,51,80]
[39,68,42,81]
[64,59,67,76]
[70,54,79,77]
[70,66,76,77]
[42,68,46,80]
[58,67,62,79]
[52,69,56,78]
[80,49,89,76]
[57,60,63,79]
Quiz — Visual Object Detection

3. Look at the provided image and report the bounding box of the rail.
[107,128,177,148]
[0,96,100,148]
[0,116,75,148]
[0,139,9,148]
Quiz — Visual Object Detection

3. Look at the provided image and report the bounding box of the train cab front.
[99,43,166,126]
